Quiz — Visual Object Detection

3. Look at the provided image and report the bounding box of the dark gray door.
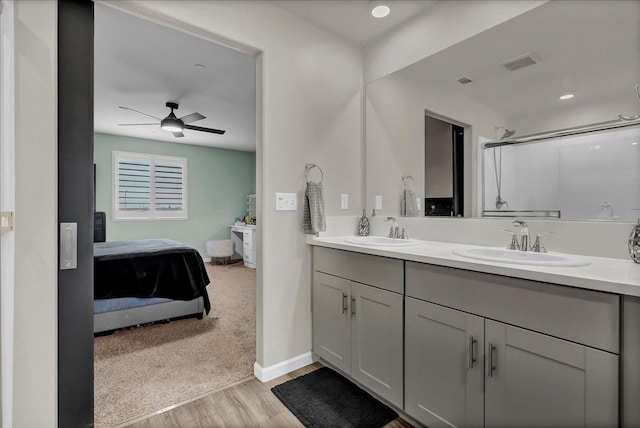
[58,0,94,426]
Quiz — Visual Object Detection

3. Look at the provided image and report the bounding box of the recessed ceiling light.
[369,1,391,18]
[632,142,638,146]
[559,93,575,100]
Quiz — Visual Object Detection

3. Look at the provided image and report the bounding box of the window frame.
[112,151,188,221]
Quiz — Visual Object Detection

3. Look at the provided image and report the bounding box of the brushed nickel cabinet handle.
[342,293,348,313]
[351,296,356,317]
[488,343,496,377]
[468,336,477,369]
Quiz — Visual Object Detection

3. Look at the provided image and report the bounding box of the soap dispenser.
[629,216,640,263]
[357,209,370,236]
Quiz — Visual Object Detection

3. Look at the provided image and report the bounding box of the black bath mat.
[271,367,398,428]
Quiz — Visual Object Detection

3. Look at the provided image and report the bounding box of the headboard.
[94,212,106,243]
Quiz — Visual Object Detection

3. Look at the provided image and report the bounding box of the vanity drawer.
[406,262,620,353]
[243,239,252,250]
[313,247,403,294]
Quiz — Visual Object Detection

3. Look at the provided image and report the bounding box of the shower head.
[500,129,516,139]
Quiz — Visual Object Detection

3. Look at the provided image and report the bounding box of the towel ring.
[402,175,415,190]
[305,163,324,184]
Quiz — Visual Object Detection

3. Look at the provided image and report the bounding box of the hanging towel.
[404,189,418,217]
[303,181,326,234]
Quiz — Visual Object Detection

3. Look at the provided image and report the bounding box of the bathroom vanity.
[310,239,640,427]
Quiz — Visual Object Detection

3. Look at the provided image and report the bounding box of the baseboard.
[253,351,316,383]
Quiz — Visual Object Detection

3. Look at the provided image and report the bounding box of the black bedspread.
[94,239,211,313]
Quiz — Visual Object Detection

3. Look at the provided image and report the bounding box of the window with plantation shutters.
[113,151,188,220]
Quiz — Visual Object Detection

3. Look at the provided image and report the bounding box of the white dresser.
[230,224,256,268]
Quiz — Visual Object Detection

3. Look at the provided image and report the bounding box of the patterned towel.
[404,189,418,217]
[303,181,326,234]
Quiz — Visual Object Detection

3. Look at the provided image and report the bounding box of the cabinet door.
[312,272,351,373]
[405,298,484,428]
[350,283,404,408]
[485,320,618,428]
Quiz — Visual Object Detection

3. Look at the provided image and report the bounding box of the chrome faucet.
[504,221,551,252]
[384,217,408,239]
[512,220,530,251]
[385,217,400,238]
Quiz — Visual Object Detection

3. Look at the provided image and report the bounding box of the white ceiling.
[396,0,640,122]
[270,0,438,47]
[94,4,257,151]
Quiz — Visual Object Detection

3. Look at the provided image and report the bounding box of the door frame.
[57,2,263,424]
[0,0,16,425]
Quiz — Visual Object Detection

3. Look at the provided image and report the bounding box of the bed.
[94,238,211,334]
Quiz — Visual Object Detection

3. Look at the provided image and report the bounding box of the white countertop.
[309,236,640,297]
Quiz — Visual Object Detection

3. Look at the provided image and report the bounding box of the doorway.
[424,114,465,217]
[58,2,261,426]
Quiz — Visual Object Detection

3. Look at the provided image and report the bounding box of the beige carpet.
[94,263,256,428]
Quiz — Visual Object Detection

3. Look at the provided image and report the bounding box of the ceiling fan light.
[161,117,183,132]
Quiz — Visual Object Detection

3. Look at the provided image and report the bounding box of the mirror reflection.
[365,0,640,220]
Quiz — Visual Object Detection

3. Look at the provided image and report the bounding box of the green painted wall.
[94,133,256,256]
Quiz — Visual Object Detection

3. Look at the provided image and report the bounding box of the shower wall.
[483,126,640,221]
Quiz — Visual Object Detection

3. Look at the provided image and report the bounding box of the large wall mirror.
[365,0,640,221]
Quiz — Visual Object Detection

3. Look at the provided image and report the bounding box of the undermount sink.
[453,247,591,267]
[344,236,423,247]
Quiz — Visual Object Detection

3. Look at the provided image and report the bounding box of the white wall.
[102,0,364,369]
[363,0,547,83]
[12,1,58,426]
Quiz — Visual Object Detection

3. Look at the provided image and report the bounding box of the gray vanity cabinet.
[405,298,484,428]
[350,281,403,407]
[405,261,620,428]
[484,320,618,428]
[312,247,404,408]
[312,271,351,373]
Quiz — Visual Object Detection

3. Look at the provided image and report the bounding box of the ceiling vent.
[457,77,473,85]
[501,52,541,72]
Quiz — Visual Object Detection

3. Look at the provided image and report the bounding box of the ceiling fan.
[118,101,226,137]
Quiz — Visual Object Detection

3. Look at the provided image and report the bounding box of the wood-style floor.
[124,363,413,428]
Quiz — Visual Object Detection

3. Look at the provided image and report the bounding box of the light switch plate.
[276,192,297,211]
[375,195,383,210]
[341,194,348,210]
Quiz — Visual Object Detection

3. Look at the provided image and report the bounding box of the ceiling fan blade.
[173,132,185,138]
[118,123,158,126]
[119,106,161,120]
[179,112,206,124]
[184,124,226,135]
